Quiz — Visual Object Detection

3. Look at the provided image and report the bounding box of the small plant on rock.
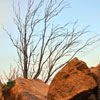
[3,79,15,95]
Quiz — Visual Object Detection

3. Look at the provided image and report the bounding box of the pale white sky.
[0,0,100,75]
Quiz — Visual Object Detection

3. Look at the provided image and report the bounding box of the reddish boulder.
[4,78,49,100]
[90,64,100,100]
[48,58,97,100]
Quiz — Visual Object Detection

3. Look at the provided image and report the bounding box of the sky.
[0,0,100,75]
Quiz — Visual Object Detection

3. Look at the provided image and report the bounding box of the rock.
[4,78,49,100]
[0,80,3,100]
[90,64,100,100]
[48,58,97,100]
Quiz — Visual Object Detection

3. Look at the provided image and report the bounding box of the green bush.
[3,79,15,95]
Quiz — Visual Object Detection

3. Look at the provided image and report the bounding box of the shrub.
[3,79,15,95]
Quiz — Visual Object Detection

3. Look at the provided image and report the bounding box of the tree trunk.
[24,55,28,78]
[23,33,28,78]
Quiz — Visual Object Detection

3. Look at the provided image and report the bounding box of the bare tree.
[4,0,100,83]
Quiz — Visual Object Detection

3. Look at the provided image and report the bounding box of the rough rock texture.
[4,78,49,100]
[1,58,100,100]
[0,81,3,100]
[90,64,100,100]
[48,58,97,100]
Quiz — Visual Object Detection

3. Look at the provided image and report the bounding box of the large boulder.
[4,78,49,100]
[48,58,97,100]
[90,64,100,100]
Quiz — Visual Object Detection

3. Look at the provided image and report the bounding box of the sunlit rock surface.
[48,58,97,100]
[4,78,49,100]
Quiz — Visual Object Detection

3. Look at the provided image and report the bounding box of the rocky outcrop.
[0,81,3,100]
[90,64,100,100]
[4,78,49,100]
[0,58,100,100]
[48,58,97,100]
